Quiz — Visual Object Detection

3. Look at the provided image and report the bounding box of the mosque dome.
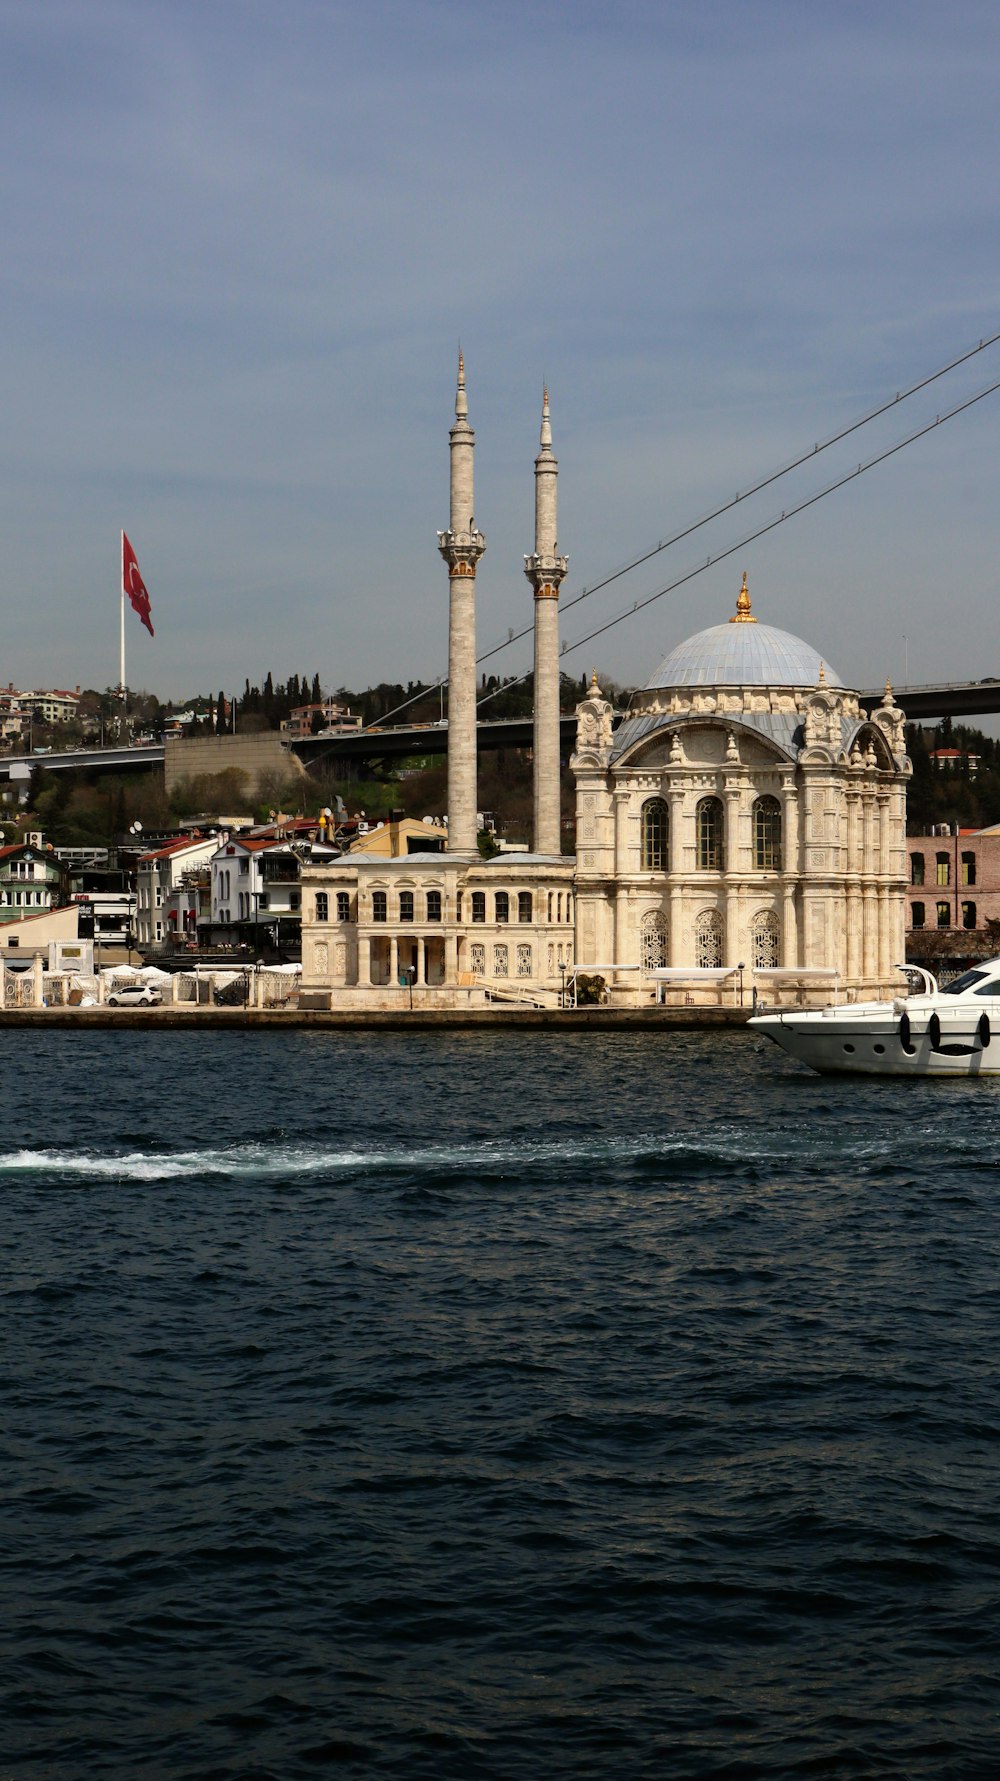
[645,575,842,691]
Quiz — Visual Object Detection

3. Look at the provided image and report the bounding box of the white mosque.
[299,360,910,1008]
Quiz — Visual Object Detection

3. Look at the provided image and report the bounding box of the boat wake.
[2,1120,994,1185]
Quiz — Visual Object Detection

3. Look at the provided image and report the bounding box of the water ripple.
[4,1029,1000,1777]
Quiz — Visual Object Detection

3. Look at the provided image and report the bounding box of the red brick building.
[906,827,1000,936]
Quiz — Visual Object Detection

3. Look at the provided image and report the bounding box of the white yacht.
[750,960,1000,1077]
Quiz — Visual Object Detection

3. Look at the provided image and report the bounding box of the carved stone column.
[445,932,458,983]
[612,789,631,978]
[357,933,371,988]
[862,888,876,982]
[845,885,861,984]
[668,789,685,875]
[782,885,798,968]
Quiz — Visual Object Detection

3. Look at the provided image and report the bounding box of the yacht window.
[974,980,1000,996]
[941,968,989,994]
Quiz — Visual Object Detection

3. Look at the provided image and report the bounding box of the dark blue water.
[4,1030,1000,1779]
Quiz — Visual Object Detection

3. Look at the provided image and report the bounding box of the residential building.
[20,688,81,725]
[0,836,67,923]
[208,835,340,953]
[136,837,219,947]
[280,700,362,739]
[906,828,1000,934]
[929,747,981,778]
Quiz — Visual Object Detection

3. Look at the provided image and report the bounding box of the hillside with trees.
[906,721,1000,832]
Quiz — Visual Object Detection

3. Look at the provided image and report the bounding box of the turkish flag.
[122,532,154,636]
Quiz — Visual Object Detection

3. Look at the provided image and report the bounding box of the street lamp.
[737,960,746,1007]
[404,964,416,1009]
[126,822,142,963]
[559,960,567,1008]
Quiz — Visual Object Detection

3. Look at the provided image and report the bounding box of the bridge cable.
[354,333,1000,733]
[474,369,1000,705]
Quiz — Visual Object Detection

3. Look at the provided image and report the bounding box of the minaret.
[524,388,568,856]
[437,352,485,854]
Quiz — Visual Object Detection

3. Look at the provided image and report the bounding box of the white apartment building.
[136,837,219,947]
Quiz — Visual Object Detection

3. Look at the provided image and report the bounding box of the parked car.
[107,983,163,1008]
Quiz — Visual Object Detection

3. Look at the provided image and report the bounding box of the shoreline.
[0,1005,757,1032]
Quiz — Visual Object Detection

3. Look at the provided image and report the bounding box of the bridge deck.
[0,680,996,779]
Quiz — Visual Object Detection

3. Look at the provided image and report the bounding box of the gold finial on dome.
[590,668,599,687]
[729,571,757,623]
[818,661,826,684]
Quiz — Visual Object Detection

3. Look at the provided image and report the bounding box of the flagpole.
[119,530,126,699]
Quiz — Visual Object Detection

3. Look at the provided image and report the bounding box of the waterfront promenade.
[0,1004,755,1031]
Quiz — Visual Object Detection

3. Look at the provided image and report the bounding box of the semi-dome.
[645,576,842,690]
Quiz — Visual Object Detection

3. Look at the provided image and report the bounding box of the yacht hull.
[751,986,1000,1078]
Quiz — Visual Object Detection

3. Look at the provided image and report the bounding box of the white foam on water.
[0,1121,938,1183]
[0,1125,880,1182]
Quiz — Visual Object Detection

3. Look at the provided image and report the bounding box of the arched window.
[751,910,780,969]
[910,853,925,886]
[640,798,668,870]
[426,890,442,921]
[695,909,724,967]
[471,892,486,923]
[315,892,328,922]
[752,797,782,870]
[372,891,387,923]
[399,891,414,922]
[336,892,351,922]
[911,901,925,929]
[495,892,509,924]
[640,910,667,970]
[518,892,532,923]
[696,798,724,871]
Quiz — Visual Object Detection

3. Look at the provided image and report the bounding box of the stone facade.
[299,851,575,1007]
[572,584,911,1004]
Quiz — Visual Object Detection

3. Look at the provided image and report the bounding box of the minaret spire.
[437,351,485,854]
[525,385,569,856]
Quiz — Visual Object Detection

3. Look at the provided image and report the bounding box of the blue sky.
[2,0,999,702]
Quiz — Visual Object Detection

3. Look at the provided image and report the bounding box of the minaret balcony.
[524,552,568,586]
[438,529,486,568]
